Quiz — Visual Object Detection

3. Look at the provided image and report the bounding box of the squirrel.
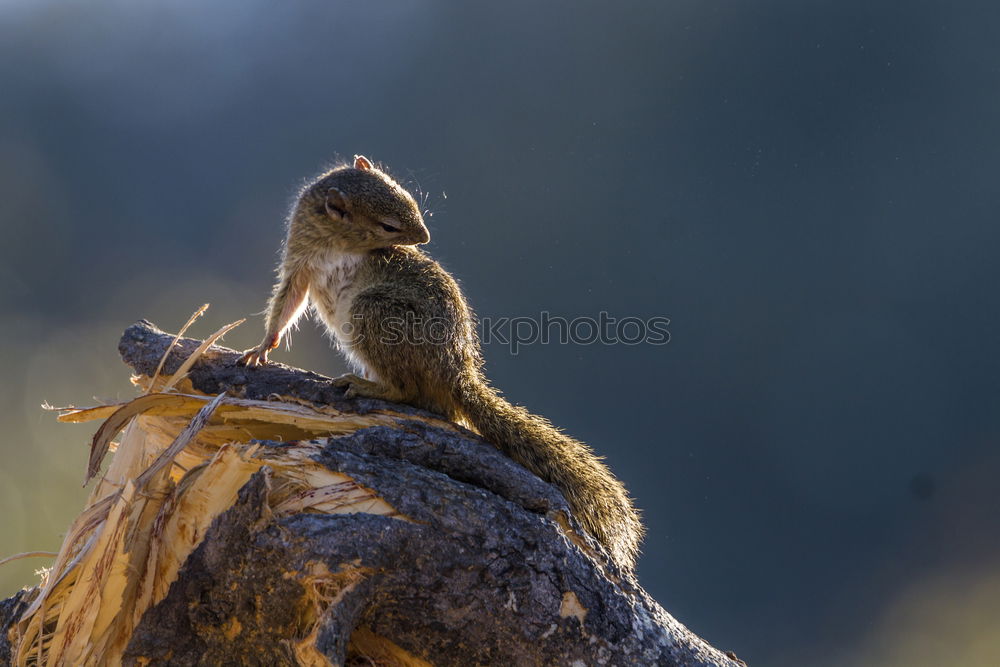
[239,156,643,572]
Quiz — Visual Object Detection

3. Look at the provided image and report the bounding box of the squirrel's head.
[294,155,430,251]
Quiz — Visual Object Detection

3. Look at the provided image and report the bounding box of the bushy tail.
[455,376,643,572]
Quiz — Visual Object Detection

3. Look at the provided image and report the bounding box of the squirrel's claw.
[238,333,280,367]
[331,373,360,398]
[238,346,270,367]
[332,374,382,400]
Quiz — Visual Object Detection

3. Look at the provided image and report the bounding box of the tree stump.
[0,320,744,666]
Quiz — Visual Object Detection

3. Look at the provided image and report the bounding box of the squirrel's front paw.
[238,346,270,367]
[238,334,280,367]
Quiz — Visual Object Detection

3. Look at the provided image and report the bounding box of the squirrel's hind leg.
[332,373,409,403]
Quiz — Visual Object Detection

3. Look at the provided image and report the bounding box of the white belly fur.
[309,250,371,378]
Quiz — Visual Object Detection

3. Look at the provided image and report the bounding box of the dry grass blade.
[134,392,227,489]
[145,303,209,394]
[0,552,58,568]
[56,404,120,424]
[86,394,203,484]
[161,318,245,393]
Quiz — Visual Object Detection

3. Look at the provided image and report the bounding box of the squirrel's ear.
[325,188,351,221]
[354,155,373,170]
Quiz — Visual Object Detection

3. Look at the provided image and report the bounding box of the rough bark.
[0,592,30,667]
[1,321,745,666]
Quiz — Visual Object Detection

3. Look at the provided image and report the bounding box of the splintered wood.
[8,324,422,667]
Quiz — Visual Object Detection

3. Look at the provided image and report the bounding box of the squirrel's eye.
[379,222,400,233]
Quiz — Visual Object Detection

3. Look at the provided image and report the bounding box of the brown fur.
[241,156,644,572]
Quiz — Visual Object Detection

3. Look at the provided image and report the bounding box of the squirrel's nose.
[412,227,430,245]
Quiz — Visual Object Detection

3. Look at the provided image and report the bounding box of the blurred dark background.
[2,1,999,665]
